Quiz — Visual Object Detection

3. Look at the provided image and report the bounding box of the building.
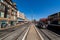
[40,18,48,24]
[17,11,28,23]
[48,12,60,24]
[0,0,17,28]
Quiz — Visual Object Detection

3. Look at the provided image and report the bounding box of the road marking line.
[35,26,44,40]
[22,27,30,40]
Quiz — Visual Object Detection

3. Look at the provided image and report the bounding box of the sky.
[12,0,60,20]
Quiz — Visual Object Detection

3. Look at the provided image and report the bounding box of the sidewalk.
[0,22,28,30]
[26,24,41,40]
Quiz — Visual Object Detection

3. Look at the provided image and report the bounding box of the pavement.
[26,24,41,40]
[0,22,28,30]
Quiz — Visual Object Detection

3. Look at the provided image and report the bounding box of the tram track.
[1,27,28,40]
[39,28,60,40]
[0,24,30,40]
[0,26,22,38]
[0,23,29,38]
[25,24,41,40]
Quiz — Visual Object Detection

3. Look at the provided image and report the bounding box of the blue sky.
[13,0,60,20]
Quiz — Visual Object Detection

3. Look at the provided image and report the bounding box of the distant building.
[0,0,17,28]
[17,11,28,23]
[19,12,28,21]
[40,18,48,24]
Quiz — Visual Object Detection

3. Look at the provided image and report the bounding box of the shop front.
[17,18,25,24]
[9,20,17,26]
[0,20,8,28]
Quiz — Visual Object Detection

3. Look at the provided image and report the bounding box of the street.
[0,23,60,40]
[0,23,29,40]
[26,24,41,40]
[0,23,42,40]
[0,0,60,40]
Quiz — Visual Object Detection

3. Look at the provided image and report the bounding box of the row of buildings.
[39,12,60,25]
[48,12,60,24]
[0,0,28,28]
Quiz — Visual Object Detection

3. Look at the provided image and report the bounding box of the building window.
[59,13,60,17]
[0,4,5,10]
[0,0,3,2]
[12,10,16,16]
[58,21,60,25]
[0,12,4,18]
[14,16,16,20]
[7,14,10,18]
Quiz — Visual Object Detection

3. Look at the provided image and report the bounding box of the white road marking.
[22,27,30,40]
[35,26,44,40]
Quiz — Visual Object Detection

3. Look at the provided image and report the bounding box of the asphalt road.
[0,23,30,40]
[36,27,60,40]
[26,24,41,40]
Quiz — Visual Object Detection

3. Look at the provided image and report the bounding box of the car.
[36,22,47,29]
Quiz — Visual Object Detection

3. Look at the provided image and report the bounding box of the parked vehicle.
[36,22,47,29]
